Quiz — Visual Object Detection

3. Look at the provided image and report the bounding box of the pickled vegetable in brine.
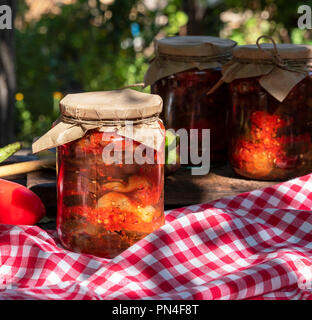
[57,128,165,258]
[228,76,312,181]
[152,68,230,166]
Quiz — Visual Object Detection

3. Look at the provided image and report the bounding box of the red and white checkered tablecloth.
[1,173,312,300]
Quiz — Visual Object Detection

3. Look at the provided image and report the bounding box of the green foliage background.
[15,0,312,142]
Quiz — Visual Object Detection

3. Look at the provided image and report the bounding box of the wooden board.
[1,150,282,227]
[1,152,37,184]
[0,152,281,230]
[27,170,57,218]
[165,165,278,207]
[3,150,280,211]
[26,165,279,211]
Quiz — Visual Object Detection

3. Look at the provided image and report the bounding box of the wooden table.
[4,151,280,229]
[165,165,278,208]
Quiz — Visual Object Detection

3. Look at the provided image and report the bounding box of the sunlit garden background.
[14,0,312,143]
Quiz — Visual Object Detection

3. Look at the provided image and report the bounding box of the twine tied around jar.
[256,35,288,68]
[155,51,232,66]
[207,36,309,96]
[59,114,160,127]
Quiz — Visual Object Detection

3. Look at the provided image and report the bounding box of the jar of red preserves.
[33,89,165,258]
[144,36,236,167]
[223,39,312,180]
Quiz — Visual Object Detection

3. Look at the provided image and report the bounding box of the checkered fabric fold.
[1,174,312,300]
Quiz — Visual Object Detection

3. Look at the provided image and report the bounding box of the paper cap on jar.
[301,44,312,66]
[233,43,311,61]
[218,36,311,103]
[155,36,237,57]
[59,89,163,120]
[32,89,164,153]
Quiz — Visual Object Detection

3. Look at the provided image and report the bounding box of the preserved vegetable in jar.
[223,39,312,180]
[33,89,165,258]
[145,36,236,167]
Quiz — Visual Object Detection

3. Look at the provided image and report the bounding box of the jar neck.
[156,52,232,64]
[232,56,310,68]
[60,114,160,127]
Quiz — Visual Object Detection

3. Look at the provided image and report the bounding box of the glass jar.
[145,36,236,167]
[152,67,229,165]
[226,42,312,180]
[57,128,165,258]
[33,89,165,258]
[229,76,312,181]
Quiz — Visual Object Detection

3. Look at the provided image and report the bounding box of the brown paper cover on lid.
[220,41,311,102]
[144,36,237,86]
[156,36,236,57]
[233,43,310,60]
[303,44,312,67]
[60,89,162,120]
[32,89,164,153]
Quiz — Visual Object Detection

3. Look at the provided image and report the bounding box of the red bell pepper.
[0,179,46,225]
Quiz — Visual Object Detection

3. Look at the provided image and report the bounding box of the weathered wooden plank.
[27,170,57,207]
[23,164,282,230]
[26,165,280,210]
[1,153,36,184]
[165,165,279,207]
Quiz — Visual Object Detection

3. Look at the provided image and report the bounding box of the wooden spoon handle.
[0,158,56,178]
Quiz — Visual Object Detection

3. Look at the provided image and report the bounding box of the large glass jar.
[226,42,312,180]
[145,36,236,167]
[33,89,165,258]
[57,128,165,258]
[152,67,229,165]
